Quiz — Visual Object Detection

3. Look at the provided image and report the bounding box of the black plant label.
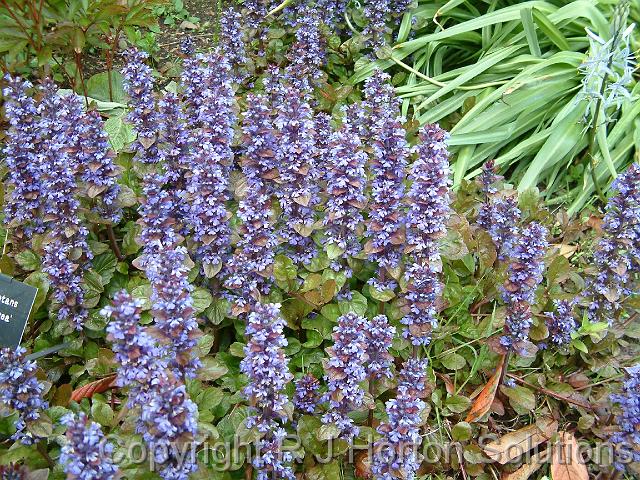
[0,273,37,348]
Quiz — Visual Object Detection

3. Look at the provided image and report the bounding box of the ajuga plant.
[477,160,521,260]
[0,347,47,445]
[323,108,367,273]
[60,412,119,480]
[587,162,640,325]
[500,222,549,354]
[274,83,319,264]
[322,312,368,441]
[372,358,429,480]
[364,72,410,292]
[183,50,235,275]
[403,124,452,346]
[4,9,640,480]
[610,365,640,471]
[241,303,295,479]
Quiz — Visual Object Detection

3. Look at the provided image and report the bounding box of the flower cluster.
[322,312,368,441]
[362,70,400,140]
[406,124,452,261]
[2,75,45,240]
[144,246,201,380]
[372,358,429,479]
[363,0,392,51]
[104,289,199,480]
[220,5,247,79]
[365,315,395,380]
[122,48,161,164]
[240,303,294,479]
[477,161,520,261]
[274,85,319,264]
[293,374,321,414]
[478,195,521,260]
[157,91,190,217]
[103,290,166,407]
[323,111,367,262]
[366,114,409,291]
[73,110,122,223]
[183,51,235,273]
[38,79,92,330]
[60,412,119,480]
[579,2,635,126]
[140,376,199,480]
[285,6,326,93]
[0,347,48,445]
[610,364,640,470]
[224,94,279,305]
[587,162,640,325]
[403,124,451,346]
[500,222,548,352]
[545,300,577,347]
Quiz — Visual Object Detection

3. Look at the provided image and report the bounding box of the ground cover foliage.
[0,1,639,480]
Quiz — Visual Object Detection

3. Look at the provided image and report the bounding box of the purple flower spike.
[74,110,122,223]
[403,124,452,346]
[103,290,167,407]
[38,80,91,330]
[365,315,396,380]
[372,358,429,480]
[323,110,368,262]
[363,69,399,141]
[588,163,640,325]
[60,412,119,480]
[610,365,640,471]
[122,48,161,165]
[294,374,321,414]
[220,5,247,80]
[140,376,199,480]
[2,75,45,240]
[0,346,48,445]
[183,51,235,274]
[322,312,368,441]
[285,5,326,93]
[545,299,577,347]
[144,246,201,380]
[478,195,521,261]
[241,303,295,479]
[363,0,392,50]
[500,222,548,352]
[366,114,409,292]
[274,85,319,264]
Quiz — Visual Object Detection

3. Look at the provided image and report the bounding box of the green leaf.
[441,352,467,370]
[205,297,230,325]
[192,287,213,313]
[199,357,229,381]
[92,252,117,285]
[502,385,536,415]
[104,114,136,152]
[338,291,368,316]
[15,250,40,271]
[445,395,471,413]
[452,421,473,441]
[86,71,126,103]
[520,7,541,57]
[325,243,345,260]
[91,400,115,427]
[531,8,570,50]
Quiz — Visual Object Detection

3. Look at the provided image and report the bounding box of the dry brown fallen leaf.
[70,374,117,402]
[483,417,557,465]
[503,449,550,480]
[550,432,588,480]
[465,354,505,423]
